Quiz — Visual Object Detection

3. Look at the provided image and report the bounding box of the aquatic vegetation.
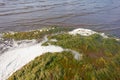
[2,27,73,40]
[8,31,120,80]
[8,51,82,80]
[44,33,120,57]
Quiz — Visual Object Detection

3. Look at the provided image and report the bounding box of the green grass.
[7,29,120,80]
[44,33,120,57]
[2,26,73,40]
[8,51,83,80]
[8,51,120,80]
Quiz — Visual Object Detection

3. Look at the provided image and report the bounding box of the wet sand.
[0,0,120,37]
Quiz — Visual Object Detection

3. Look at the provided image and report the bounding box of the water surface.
[0,0,120,37]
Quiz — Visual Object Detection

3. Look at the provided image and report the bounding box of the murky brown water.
[0,0,120,37]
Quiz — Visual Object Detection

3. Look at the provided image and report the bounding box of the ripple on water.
[0,0,120,37]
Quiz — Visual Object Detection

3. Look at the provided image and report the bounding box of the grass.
[2,26,73,40]
[44,33,120,57]
[8,51,120,80]
[8,51,83,80]
[7,28,120,80]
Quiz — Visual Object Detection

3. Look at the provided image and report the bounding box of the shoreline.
[0,25,120,38]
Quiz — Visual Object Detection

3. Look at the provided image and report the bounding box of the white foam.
[0,35,83,80]
[65,49,82,60]
[69,28,97,36]
[69,28,108,38]
[0,36,63,80]
[50,39,57,42]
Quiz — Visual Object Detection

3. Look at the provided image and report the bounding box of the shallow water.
[0,0,120,37]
